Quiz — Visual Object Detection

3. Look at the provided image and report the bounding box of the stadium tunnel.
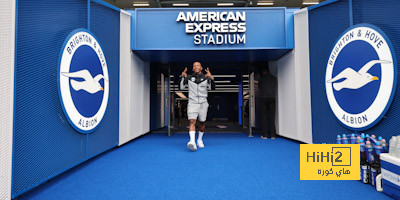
[124,8,312,140]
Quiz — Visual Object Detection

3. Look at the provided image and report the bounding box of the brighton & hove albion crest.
[58,29,109,133]
[325,24,396,130]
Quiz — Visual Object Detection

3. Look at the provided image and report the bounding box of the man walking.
[180,62,215,151]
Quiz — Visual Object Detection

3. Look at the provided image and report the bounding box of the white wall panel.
[130,53,145,140]
[139,59,145,136]
[119,11,132,145]
[273,51,298,140]
[119,10,150,145]
[0,0,15,199]
[294,9,313,144]
[272,8,313,144]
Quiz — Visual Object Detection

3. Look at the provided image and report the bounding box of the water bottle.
[370,164,378,186]
[360,163,363,181]
[361,133,366,142]
[365,141,374,162]
[376,174,383,192]
[337,135,342,144]
[361,163,369,184]
[375,142,383,164]
[359,139,367,162]
[350,133,357,144]
[381,139,388,153]
[342,134,348,144]
[395,138,400,158]
[389,136,397,156]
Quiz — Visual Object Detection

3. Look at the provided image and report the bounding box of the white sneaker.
[187,141,197,151]
[197,140,204,148]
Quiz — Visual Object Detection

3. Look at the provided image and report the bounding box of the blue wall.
[352,0,400,140]
[88,1,120,157]
[308,0,400,143]
[13,0,120,197]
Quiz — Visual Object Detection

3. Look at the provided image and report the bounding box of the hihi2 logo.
[300,144,360,180]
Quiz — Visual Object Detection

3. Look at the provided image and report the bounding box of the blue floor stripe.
[19,133,391,200]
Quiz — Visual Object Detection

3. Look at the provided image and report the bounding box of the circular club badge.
[325,24,396,130]
[58,29,109,133]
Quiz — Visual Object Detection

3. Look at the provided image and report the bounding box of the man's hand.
[205,67,213,80]
[181,67,187,77]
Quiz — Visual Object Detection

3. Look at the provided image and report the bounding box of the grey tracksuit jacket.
[180,73,216,104]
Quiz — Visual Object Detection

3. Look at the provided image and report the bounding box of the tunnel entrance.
[149,61,277,137]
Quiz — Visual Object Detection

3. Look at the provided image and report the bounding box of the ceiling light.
[217,3,234,6]
[133,3,149,6]
[257,2,274,6]
[173,3,189,6]
[303,2,319,5]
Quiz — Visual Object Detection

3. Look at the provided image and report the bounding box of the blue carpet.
[19,133,391,200]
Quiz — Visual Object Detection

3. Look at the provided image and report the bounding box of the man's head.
[192,62,203,74]
[262,67,270,75]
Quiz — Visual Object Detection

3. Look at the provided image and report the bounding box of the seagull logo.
[327,60,390,91]
[62,69,107,94]
[59,29,110,133]
[325,25,396,130]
